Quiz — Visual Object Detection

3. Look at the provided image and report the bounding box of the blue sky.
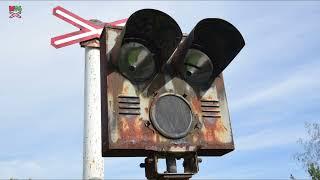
[0,1,319,179]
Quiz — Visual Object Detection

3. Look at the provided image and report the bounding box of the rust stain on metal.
[120,117,129,132]
[201,122,214,142]
[191,97,201,114]
[213,119,228,143]
[192,135,199,143]
[101,26,234,157]
[152,133,158,143]
[201,118,228,144]
[80,38,100,48]
[206,95,213,100]
[117,115,155,147]
[122,84,129,94]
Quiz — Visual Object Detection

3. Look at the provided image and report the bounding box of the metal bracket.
[140,153,201,180]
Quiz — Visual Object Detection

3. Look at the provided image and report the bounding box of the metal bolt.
[145,121,151,127]
[140,163,146,168]
[153,92,158,97]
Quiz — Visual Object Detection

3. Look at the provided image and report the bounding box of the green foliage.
[294,122,320,179]
[308,163,320,180]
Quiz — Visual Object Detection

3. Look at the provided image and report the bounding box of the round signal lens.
[150,94,193,139]
[119,42,156,82]
[183,49,213,85]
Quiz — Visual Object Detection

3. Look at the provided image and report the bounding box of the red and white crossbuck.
[51,6,127,48]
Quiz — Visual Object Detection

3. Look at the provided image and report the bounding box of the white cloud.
[230,61,320,110]
[235,125,306,151]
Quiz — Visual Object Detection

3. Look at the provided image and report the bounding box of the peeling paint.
[101,26,234,157]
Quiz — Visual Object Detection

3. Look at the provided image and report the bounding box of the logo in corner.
[9,5,22,18]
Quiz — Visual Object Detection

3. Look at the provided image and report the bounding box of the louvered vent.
[118,95,140,115]
[200,99,221,119]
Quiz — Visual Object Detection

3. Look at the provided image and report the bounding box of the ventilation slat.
[202,115,221,118]
[201,106,220,112]
[119,109,140,115]
[118,101,140,104]
[201,99,221,119]
[200,101,219,107]
[118,95,141,116]
[118,98,140,104]
[200,99,219,103]
[118,103,140,109]
[118,95,140,98]
[119,112,141,115]
[202,111,221,117]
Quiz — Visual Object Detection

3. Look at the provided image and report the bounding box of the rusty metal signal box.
[100,9,245,175]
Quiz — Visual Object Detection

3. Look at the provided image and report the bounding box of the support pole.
[166,156,177,173]
[83,47,104,179]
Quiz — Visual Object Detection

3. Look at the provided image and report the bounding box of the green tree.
[308,163,320,180]
[294,122,320,180]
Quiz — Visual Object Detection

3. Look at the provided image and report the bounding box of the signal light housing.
[110,9,182,84]
[169,18,245,88]
[100,9,245,158]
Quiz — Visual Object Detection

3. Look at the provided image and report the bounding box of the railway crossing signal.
[100,9,245,179]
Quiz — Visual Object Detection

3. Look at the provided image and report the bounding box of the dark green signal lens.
[119,42,156,82]
[183,49,213,85]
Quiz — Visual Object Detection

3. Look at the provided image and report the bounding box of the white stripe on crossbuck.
[56,10,98,31]
[54,29,102,45]
[54,10,103,45]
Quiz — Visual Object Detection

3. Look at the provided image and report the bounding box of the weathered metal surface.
[81,38,100,48]
[83,47,104,179]
[168,18,245,90]
[140,154,199,179]
[100,26,235,157]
